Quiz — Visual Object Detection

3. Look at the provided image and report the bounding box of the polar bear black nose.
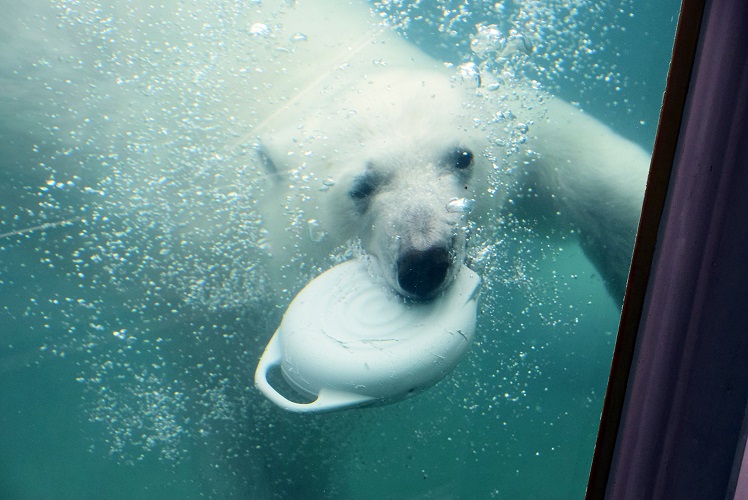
[397,246,450,299]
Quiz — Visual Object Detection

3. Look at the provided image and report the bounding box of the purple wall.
[605,1,748,498]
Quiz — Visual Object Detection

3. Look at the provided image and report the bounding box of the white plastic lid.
[255,259,480,413]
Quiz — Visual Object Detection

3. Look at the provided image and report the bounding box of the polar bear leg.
[526,97,650,301]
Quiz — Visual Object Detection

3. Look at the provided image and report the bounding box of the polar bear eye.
[349,174,379,200]
[446,147,474,170]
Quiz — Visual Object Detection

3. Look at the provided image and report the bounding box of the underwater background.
[1,0,680,498]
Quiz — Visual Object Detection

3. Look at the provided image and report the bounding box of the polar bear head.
[258,68,494,300]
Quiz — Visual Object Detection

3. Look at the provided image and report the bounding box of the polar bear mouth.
[396,246,452,300]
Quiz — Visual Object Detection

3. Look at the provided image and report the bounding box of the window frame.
[587,0,748,497]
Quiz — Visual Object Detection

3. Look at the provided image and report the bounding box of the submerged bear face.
[325,71,489,300]
[341,145,477,300]
[258,68,492,300]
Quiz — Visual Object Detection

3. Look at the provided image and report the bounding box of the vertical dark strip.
[585,0,706,497]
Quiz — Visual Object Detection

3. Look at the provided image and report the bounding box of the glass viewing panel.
[0,0,681,497]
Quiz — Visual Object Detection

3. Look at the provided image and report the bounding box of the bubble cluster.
[375,0,635,93]
[1,0,284,470]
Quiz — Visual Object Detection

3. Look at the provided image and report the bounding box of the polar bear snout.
[370,193,468,301]
[397,245,451,300]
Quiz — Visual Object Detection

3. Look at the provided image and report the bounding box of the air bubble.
[470,23,502,57]
[446,197,476,214]
[457,62,481,89]
[307,219,327,243]
[248,23,270,37]
[503,33,533,58]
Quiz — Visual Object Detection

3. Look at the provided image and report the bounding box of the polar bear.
[1,0,648,306]
[242,0,650,303]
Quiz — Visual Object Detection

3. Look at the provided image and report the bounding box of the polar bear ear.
[255,142,279,178]
[348,173,379,200]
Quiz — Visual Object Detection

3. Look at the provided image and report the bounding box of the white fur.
[1,0,649,302]
[244,0,650,301]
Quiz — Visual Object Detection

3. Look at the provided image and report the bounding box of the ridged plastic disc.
[255,258,480,412]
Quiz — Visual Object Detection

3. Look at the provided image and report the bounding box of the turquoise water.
[1,1,680,498]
